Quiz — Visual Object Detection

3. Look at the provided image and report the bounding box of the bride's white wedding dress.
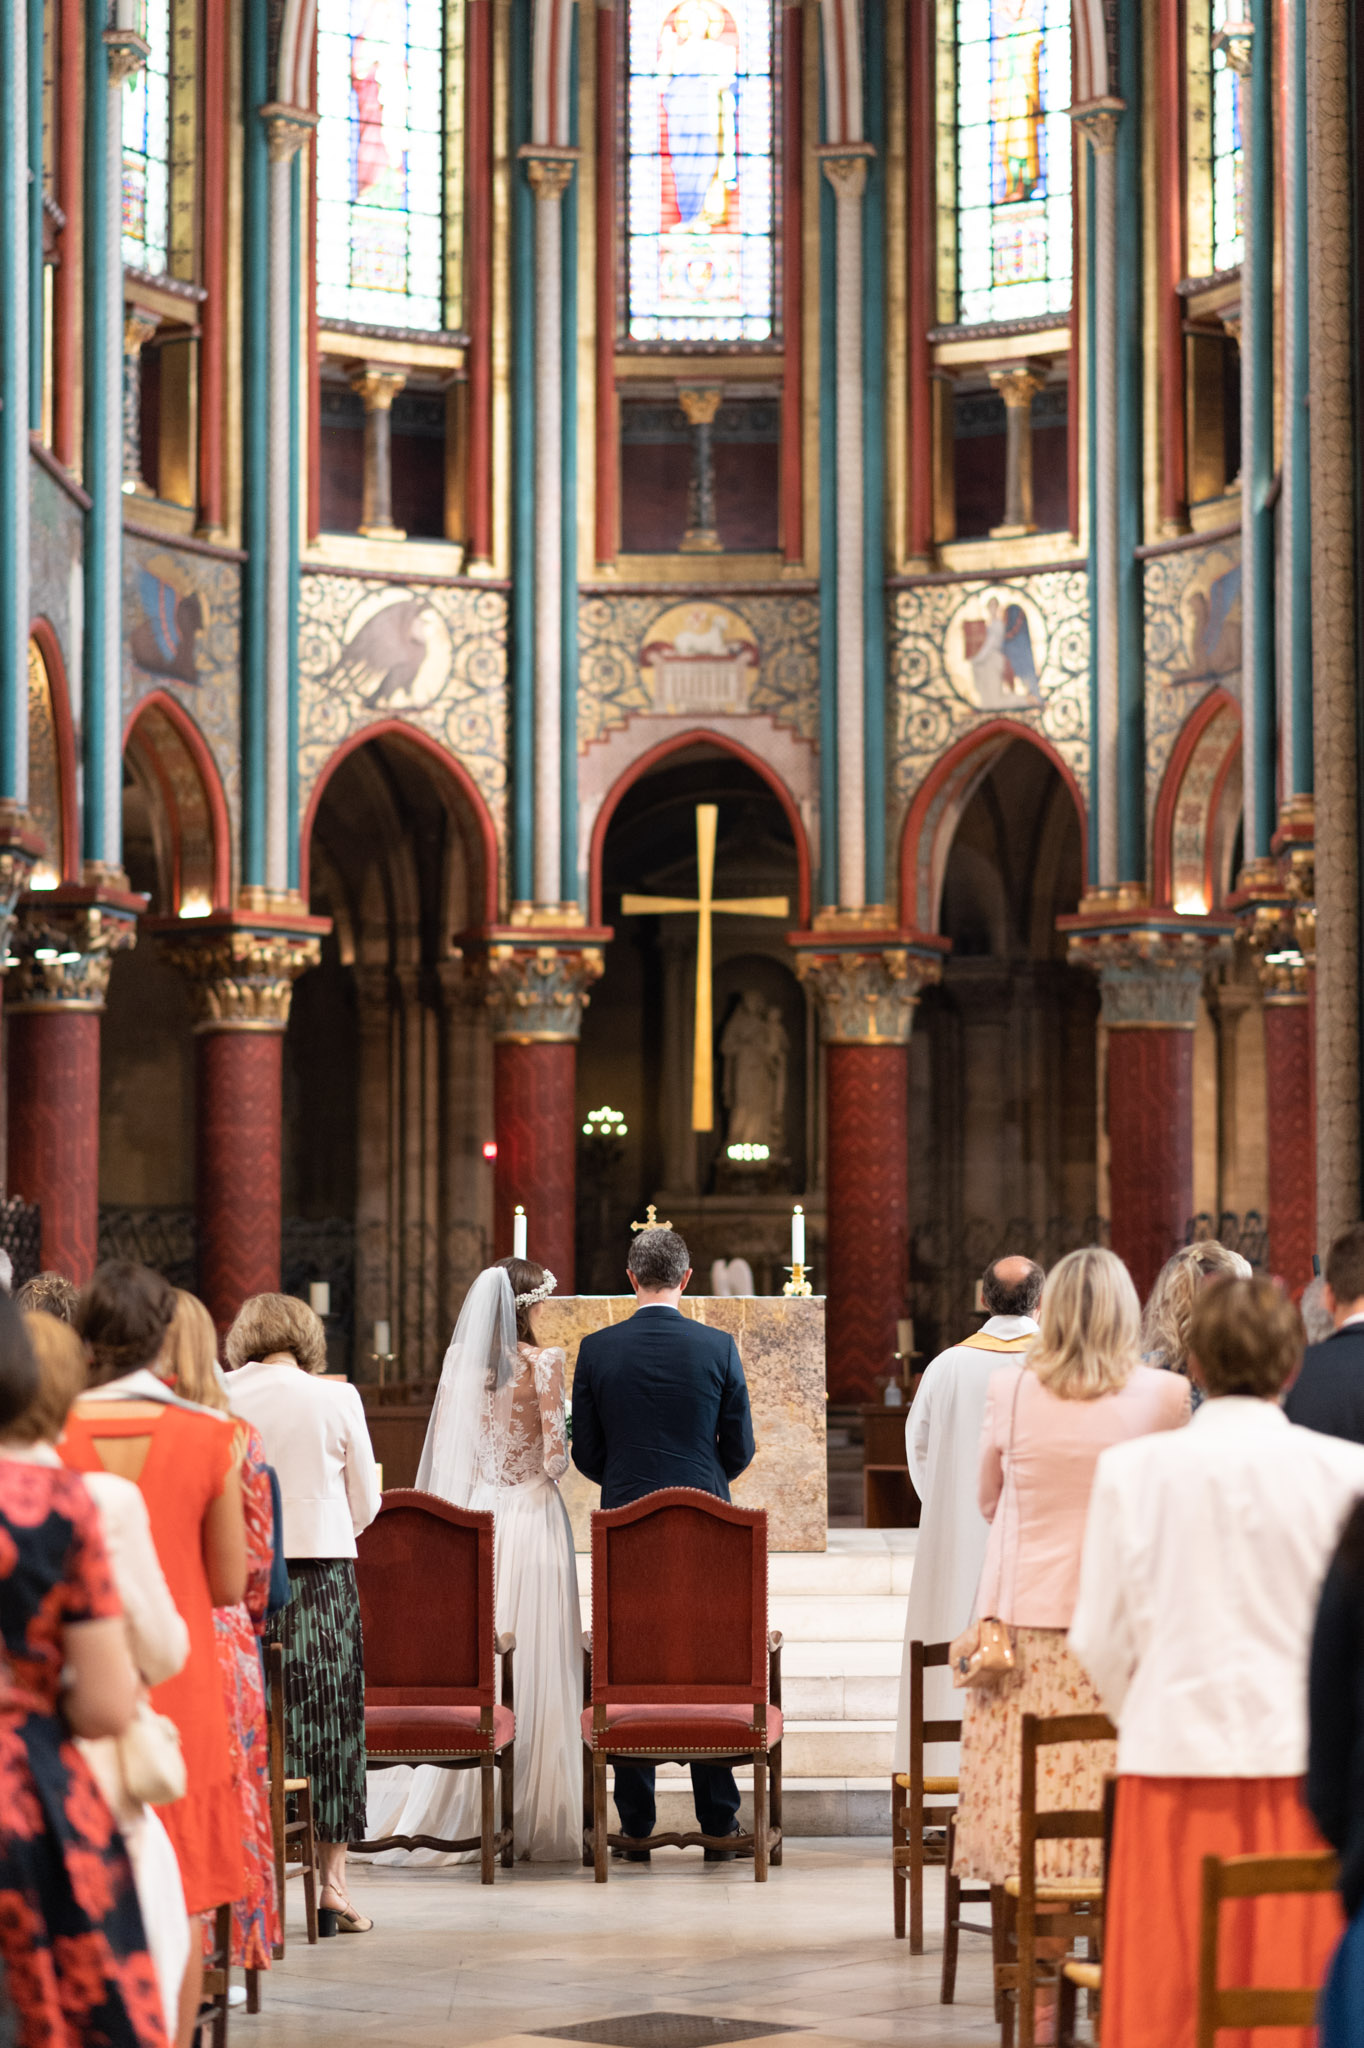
[363,1279,582,1863]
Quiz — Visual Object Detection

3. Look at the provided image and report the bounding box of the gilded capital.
[350,364,407,413]
[678,386,723,427]
[796,948,942,1046]
[260,102,319,163]
[104,24,149,85]
[158,926,322,1032]
[1066,924,1231,1029]
[484,945,605,1043]
[1068,96,1126,152]
[521,149,578,201]
[818,149,871,202]
[988,359,1049,411]
[8,901,139,1012]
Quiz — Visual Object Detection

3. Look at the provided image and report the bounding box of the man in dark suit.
[1285,1222,1364,1443]
[571,1226,756,1858]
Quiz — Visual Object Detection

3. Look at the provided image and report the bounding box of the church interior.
[1,0,1360,2035]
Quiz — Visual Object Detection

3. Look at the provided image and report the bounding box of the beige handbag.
[117,1697,186,1808]
[950,1367,1025,1690]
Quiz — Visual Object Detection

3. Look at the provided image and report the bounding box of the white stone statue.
[720,990,789,1152]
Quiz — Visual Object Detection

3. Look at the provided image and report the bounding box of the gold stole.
[957,1331,1035,1353]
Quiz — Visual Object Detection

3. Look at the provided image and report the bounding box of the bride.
[363,1257,581,1861]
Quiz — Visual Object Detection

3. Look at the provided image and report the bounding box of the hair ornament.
[515,1269,557,1309]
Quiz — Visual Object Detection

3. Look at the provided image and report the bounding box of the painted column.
[157,921,323,1328]
[1067,924,1230,1300]
[351,366,407,539]
[818,148,873,912]
[486,943,604,1290]
[7,903,138,1279]
[521,150,575,911]
[1305,0,1357,1246]
[1259,951,1315,1293]
[989,362,1048,537]
[1280,0,1312,805]
[1,0,31,815]
[260,109,314,898]
[797,948,942,1401]
[679,387,722,554]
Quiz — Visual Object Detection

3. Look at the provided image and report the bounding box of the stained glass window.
[1210,0,1244,270]
[626,0,775,344]
[956,0,1071,327]
[316,0,445,331]
[122,0,170,272]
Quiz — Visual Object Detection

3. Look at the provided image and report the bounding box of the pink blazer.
[974,1363,1190,1629]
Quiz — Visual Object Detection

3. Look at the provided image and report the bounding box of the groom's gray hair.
[627,1228,691,1290]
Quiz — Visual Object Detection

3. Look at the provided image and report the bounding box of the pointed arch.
[1151,686,1242,912]
[123,689,233,914]
[26,618,80,885]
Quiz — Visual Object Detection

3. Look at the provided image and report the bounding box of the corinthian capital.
[796,947,943,1046]
[1065,922,1232,1029]
[156,921,324,1031]
[8,900,139,1012]
[483,944,605,1043]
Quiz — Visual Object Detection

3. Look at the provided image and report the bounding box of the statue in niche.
[720,991,788,1152]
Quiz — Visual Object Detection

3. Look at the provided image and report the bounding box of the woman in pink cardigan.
[953,1246,1190,1910]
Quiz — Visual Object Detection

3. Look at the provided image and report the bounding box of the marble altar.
[534,1294,827,1552]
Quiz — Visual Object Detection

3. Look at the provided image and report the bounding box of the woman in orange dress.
[60,1263,246,2048]
[163,1291,280,1975]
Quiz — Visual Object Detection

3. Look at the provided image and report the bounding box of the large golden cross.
[622,803,789,1132]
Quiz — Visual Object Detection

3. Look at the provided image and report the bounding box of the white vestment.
[891,1314,1039,1770]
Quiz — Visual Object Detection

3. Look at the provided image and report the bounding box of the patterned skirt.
[951,1625,1115,1886]
[265,1560,367,1846]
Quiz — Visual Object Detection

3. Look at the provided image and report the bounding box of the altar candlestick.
[792,1205,805,1266]
[374,1320,391,1356]
[513,1206,528,1260]
[309,1281,331,1318]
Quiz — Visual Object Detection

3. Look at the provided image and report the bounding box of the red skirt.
[1103,1775,1341,2048]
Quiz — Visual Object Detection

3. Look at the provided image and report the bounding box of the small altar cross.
[630,1204,673,1234]
[622,803,789,1132]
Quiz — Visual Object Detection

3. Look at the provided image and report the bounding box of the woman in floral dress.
[164,1292,279,1973]
[0,1296,168,2048]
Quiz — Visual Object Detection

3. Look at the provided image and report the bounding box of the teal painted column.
[1,0,32,805]
[27,0,43,433]
[817,110,838,913]
[559,19,579,906]
[240,0,269,887]
[509,0,534,909]
[1283,0,1312,799]
[1240,5,1276,863]
[288,153,303,893]
[1084,144,1099,890]
[82,2,124,869]
[1113,8,1145,888]
[861,0,887,908]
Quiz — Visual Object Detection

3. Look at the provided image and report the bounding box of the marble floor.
[242,1841,1007,2048]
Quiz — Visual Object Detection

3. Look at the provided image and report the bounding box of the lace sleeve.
[532,1346,570,1481]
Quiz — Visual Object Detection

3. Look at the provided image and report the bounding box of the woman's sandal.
[318,1887,374,1936]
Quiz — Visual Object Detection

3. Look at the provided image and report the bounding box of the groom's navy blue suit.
[571,1302,756,1844]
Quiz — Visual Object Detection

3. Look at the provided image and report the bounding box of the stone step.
[647,1775,892,1839]
[779,1718,896,1777]
[782,1673,899,1719]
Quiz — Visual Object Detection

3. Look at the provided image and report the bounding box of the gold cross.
[622,804,789,1133]
[630,1204,673,1234]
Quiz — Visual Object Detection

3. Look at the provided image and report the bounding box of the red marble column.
[1263,995,1316,1292]
[7,1009,102,1281]
[494,1039,578,1287]
[1105,1025,1194,1302]
[825,1041,909,1402]
[196,1029,286,1329]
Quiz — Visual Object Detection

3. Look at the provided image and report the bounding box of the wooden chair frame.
[1195,1850,1339,2048]
[997,1711,1115,2048]
[893,1639,958,1948]
[266,1640,317,1952]
[580,1490,783,1882]
[197,1900,234,2047]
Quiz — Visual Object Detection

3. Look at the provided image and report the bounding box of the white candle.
[374,1320,391,1356]
[792,1204,805,1266]
[513,1206,528,1260]
[309,1281,331,1318]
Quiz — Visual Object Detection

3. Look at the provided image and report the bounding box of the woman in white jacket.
[12,1313,191,2043]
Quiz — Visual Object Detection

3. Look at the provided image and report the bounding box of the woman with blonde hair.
[1142,1240,1252,1399]
[952,1247,1191,2033]
[165,1291,280,1981]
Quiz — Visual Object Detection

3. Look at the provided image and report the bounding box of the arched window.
[1210,0,1244,271]
[954,0,1072,326]
[316,0,446,331]
[624,0,776,343]
[122,0,171,271]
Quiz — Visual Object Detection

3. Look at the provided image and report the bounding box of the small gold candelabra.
[782,1263,813,1298]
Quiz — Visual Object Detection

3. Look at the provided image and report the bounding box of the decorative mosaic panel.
[1142,527,1242,826]
[296,573,508,856]
[577,590,818,751]
[29,465,85,703]
[121,534,243,850]
[889,568,1090,814]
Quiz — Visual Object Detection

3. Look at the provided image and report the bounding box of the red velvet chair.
[581,1488,783,1882]
[351,1489,515,1882]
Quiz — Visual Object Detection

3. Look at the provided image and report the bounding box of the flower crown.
[515,1269,557,1309]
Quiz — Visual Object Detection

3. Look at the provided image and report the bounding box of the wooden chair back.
[893,1639,963,1949]
[356,1489,495,1708]
[590,1488,769,1708]
[1018,1711,1114,1873]
[1010,1711,1116,2048]
[1195,1850,1339,2048]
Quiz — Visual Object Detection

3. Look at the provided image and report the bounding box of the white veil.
[415,1266,519,1507]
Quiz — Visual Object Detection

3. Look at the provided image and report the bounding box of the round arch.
[26,617,80,885]
[898,719,1088,935]
[587,727,814,928]
[299,718,500,928]
[123,689,233,912]
[1150,688,1242,913]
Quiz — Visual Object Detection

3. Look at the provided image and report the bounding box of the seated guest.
[1308,1498,1364,2045]
[892,1254,1044,1770]
[1285,1222,1364,1442]
[953,1245,1189,2029]
[1141,1239,1251,1407]
[1071,1276,1364,2048]
[225,1294,380,1935]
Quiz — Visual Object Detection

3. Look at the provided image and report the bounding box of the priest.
[891,1255,1044,1767]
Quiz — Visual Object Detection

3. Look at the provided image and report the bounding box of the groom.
[571,1226,756,1859]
